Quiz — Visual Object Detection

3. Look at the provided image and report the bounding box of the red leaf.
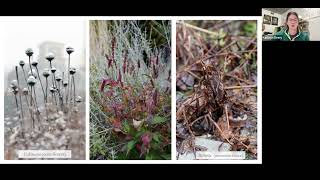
[100,78,108,92]
[122,61,127,74]
[123,51,128,74]
[109,80,118,87]
[108,58,113,68]
[112,118,121,129]
[117,69,122,83]
[141,133,152,146]
[136,143,142,152]
[105,54,113,68]
[152,88,159,107]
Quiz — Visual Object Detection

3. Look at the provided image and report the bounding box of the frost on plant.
[4,44,86,160]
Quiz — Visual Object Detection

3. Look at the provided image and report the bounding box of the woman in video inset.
[274,12,309,41]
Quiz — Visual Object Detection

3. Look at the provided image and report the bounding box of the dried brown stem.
[224,85,257,90]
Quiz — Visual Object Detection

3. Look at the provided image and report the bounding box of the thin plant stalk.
[44,77,49,121]
[21,67,30,91]
[28,56,34,76]
[49,62,57,102]
[66,54,71,107]
[51,92,57,107]
[32,87,41,128]
[72,75,76,107]
[29,86,34,129]
[57,80,63,111]
[35,66,45,101]
[14,93,19,112]
[15,66,24,128]
[24,94,34,129]
[68,75,73,121]
[45,77,48,103]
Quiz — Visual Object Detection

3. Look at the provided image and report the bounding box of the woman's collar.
[284,28,301,41]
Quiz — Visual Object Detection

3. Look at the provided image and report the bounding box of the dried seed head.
[49,86,56,93]
[55,75,62,82]
[69,67,76,75]
[46,53,55,62]
[66,46,74,54]
[27,76,37,86]
[19,60,25,67]
[75,96,82,103]
[31,59,38,67]
[63,81,68,87]
[13,88,19,95]
[22,88,29,95]
[25,48,33,57]
[51,67,57,74]
[42,68,50,78]
[10,80,18,89]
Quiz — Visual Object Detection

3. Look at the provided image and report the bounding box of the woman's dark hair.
[285,12,299,31]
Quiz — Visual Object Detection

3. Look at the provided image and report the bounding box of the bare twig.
[180,22,218,36]
[189,115,205,127]
[186,70,201,80]
[224,104,230,130]
[206,114,233,145]
[224,85,257,90]
[183,109,195,137]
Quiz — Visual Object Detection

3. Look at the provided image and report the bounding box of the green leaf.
[209,31,219,39]
[152,116,167,125]
[122,120,130,133]
[152,132,162,143]
[145,151,160,160]
[218,28,226,39]
[244,22,257,36]
[219,39,225,47]
[160,154,171,160]
[134,131,145,139]
[126,140,136,155]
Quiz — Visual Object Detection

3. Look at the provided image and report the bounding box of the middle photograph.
[89,20,172,160]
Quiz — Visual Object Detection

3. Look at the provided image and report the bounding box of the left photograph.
[2,20,86,160]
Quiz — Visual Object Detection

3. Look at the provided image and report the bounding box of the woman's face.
[287,14,299,31]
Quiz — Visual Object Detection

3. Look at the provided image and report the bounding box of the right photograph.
[176,20,258,160]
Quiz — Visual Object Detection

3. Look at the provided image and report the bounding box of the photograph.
[263,14,271,24]
[89,20,171,160]
[176,20,258,160]
[272,16,278,26]
[262,8,320,41]
[2,20,86,160]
